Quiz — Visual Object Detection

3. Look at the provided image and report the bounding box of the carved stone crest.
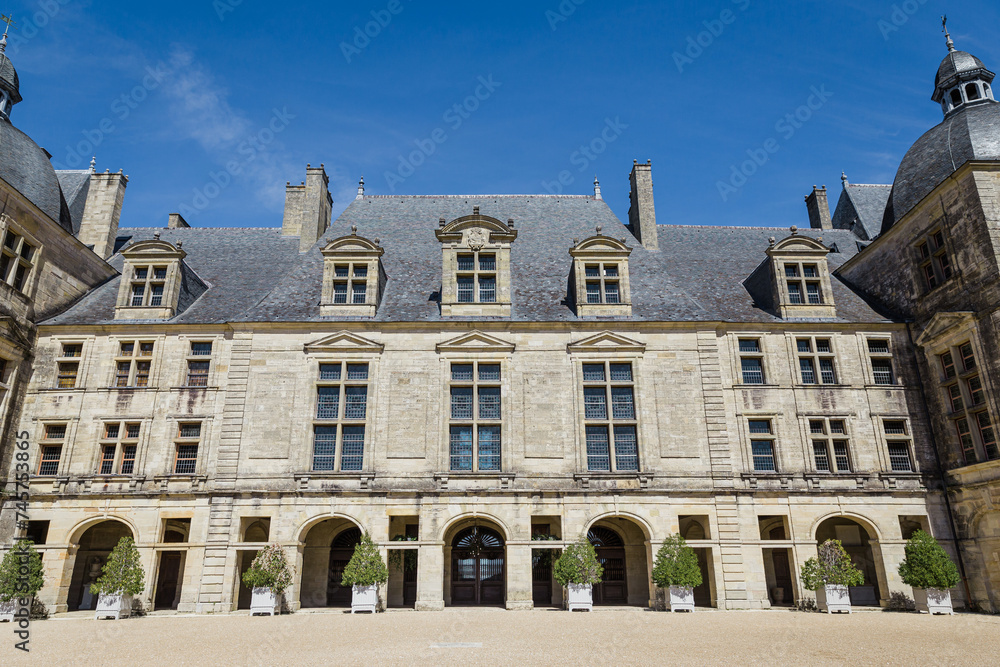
[467,227,488,251]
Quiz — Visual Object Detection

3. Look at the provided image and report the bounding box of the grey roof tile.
[831,183,891,241]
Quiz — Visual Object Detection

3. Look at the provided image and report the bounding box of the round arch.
[968,507,1000,538]
[440,512,511,544]
[67,515,139,546]
[295,512,366,545]
[809,511,883,542]
[583,512,654,543]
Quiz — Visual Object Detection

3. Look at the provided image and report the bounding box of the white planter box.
[351,585,378,614]
[816,585,851,614]
[250,588,281,616]
[913,588,954,615]
[666,585,695,612]
[95,593,132,620]
[567,583,593,612]
[0,599,18,622]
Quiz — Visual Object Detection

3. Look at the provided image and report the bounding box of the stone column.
[505,543,533,610]
[415,544,445,611]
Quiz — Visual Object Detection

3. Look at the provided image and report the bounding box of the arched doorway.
[815,517,883,606]
[299,517,363,608]
[450,526,505,606]
[67,520,134,611]
[589,526,627,605]
[327,527,362,607]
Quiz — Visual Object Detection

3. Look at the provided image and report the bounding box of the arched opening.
[298,518,364,608]
[244,521,269,543]
[450,525,505,606]
[679,517,715,608]
[951,88,963,107]
[966,83,981,101]
[588,517,650,606]
[815,516,884,607]
[67,520,134,611]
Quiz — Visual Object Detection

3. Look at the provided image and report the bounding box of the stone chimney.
[168,213,190,229]
[282,164,332,252]
[628,160,658,251]
[77,171,128,260]
[805,185,832,230]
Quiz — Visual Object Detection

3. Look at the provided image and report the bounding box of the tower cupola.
[932,17,996,116]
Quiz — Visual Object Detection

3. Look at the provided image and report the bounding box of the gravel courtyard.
[5,608,999,666]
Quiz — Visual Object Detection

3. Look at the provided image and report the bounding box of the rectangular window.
[100,445,116,475]
[787,282,802,304]
[883,420,907,435]
[174,445,198,474]
[187,361,210,387]
[448,361,502,472]
[960,342,976,371]
[819,358,837,384]
[798,337,836,384]
[785,264,799,277]
[748,420,771,434]
[334,283,348,303]
[741,358,764,385]
[479,276,496,303]
[319,364,341,381]
[611,387,635,420]
[833,441,851,472]
[585,265,600,277]
[586,282,601,304]
[153,267,167,280]
[478,386,501,419]
[317,386,340,419]
[451,387,473,419]
[38,446,61,476]
[479,364,500,382]
[751,441,776,472]
[134,362,150,387]
[613,426,638,471]
[478,425,501,471]
[120,445,137,475]
[813,442,830,471]
[178,423,201,439]
[967,376,985,406]
[457,255,475,271]
[353,265,368,278]
[583,387,607,419]
[806,283,821,304]
[940,352,956,379]
[450,425,474,471]
[344,386,367,419]
[604,282,620,304]
[62,343,83,358]
[457,276,474,303]
[130,284,145,306]
[312,426,337,471]
[479,254,496,272]
[0,229,36,293]
[867,340,890,355]
[609,364,632,382]
[872,359,895,385]
[149,284,164,306]
[585,425,611,471]
[352,282,367,304]
[957,418,977,465]
[800,358,816,384]
[739,339,760,353]
[115,341,154,388]
[341,426,365,471]
[58,362,79,388]
[887,443,913,472]
[582,363,605,382]
[976,412,999,461]
[346,364,369,380]
[948,384,964,413]
[191,342,213,356]
[803,265,818,278]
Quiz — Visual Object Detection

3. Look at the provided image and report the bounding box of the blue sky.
[7,0,1000,229]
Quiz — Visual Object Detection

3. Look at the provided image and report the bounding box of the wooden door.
[450,526,505,606]
[154,552,182,610]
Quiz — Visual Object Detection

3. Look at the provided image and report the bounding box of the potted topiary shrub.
[800,539,864,614]
[652,534,702,612]
[0,540,44,622]
[242,543,293,616]
[553,537,603,611]
[341,532,388,613]
[898,530,960,615]
[91,536,145,620]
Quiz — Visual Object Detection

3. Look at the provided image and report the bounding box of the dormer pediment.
[767,234,830,256]
[914,311,976,347]
[570,234,632,257]
[567,331,646,354]
[304,331,385,354]
[436,330,516,354]
[321,234,385,256]
[121,238,187,261]
[435,214,518,245]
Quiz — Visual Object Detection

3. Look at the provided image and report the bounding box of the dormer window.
[569,233,632,318]
[320,231,386,317]
[0,224,37,294]
[766,230,836,319]
[436,210,517,317]
[115,238,195,320]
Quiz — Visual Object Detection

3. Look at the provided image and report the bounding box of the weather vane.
[942,15,955,52]
[1,14,15,37]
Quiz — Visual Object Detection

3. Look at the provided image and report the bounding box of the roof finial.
[943,15,955,53]
[90,156,97,173]
[841,171,849,186]
[593,176,603,201]
[356,176,365,200]
[596,225,603,236]
[0,14,16,54]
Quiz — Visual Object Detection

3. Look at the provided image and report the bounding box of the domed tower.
[0,30,21,120]
[881,24,1000,233]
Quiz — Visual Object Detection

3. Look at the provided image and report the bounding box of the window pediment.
[436,330,516,354]
[120,239,187,262]
[567,331,646,355]
[913,311,976,347]
[435,214,517,245]
[303,331,384,355]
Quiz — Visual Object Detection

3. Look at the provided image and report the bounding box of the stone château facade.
[2,30,999,614]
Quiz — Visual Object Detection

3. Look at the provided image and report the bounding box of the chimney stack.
[805,185,832,230]
[77,171,128,260]
[168,213,190,229]
[628,160,658,250]
[282,164,333,252]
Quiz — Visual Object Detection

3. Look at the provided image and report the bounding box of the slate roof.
[831,182,891,241]
[0,118,73,232]
[43,195,893,327]
[0,52,20,104]
[935,50,992,93]
[55,170,91,235]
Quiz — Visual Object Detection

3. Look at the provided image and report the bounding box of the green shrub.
[651,534,703,589]
[897,530,961,590]
[341,533,388,587]
[90,536,145,597]
[0,540,45,602]
[242,543,294,595]
[800,539,864,590]
[553,538,603,586]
